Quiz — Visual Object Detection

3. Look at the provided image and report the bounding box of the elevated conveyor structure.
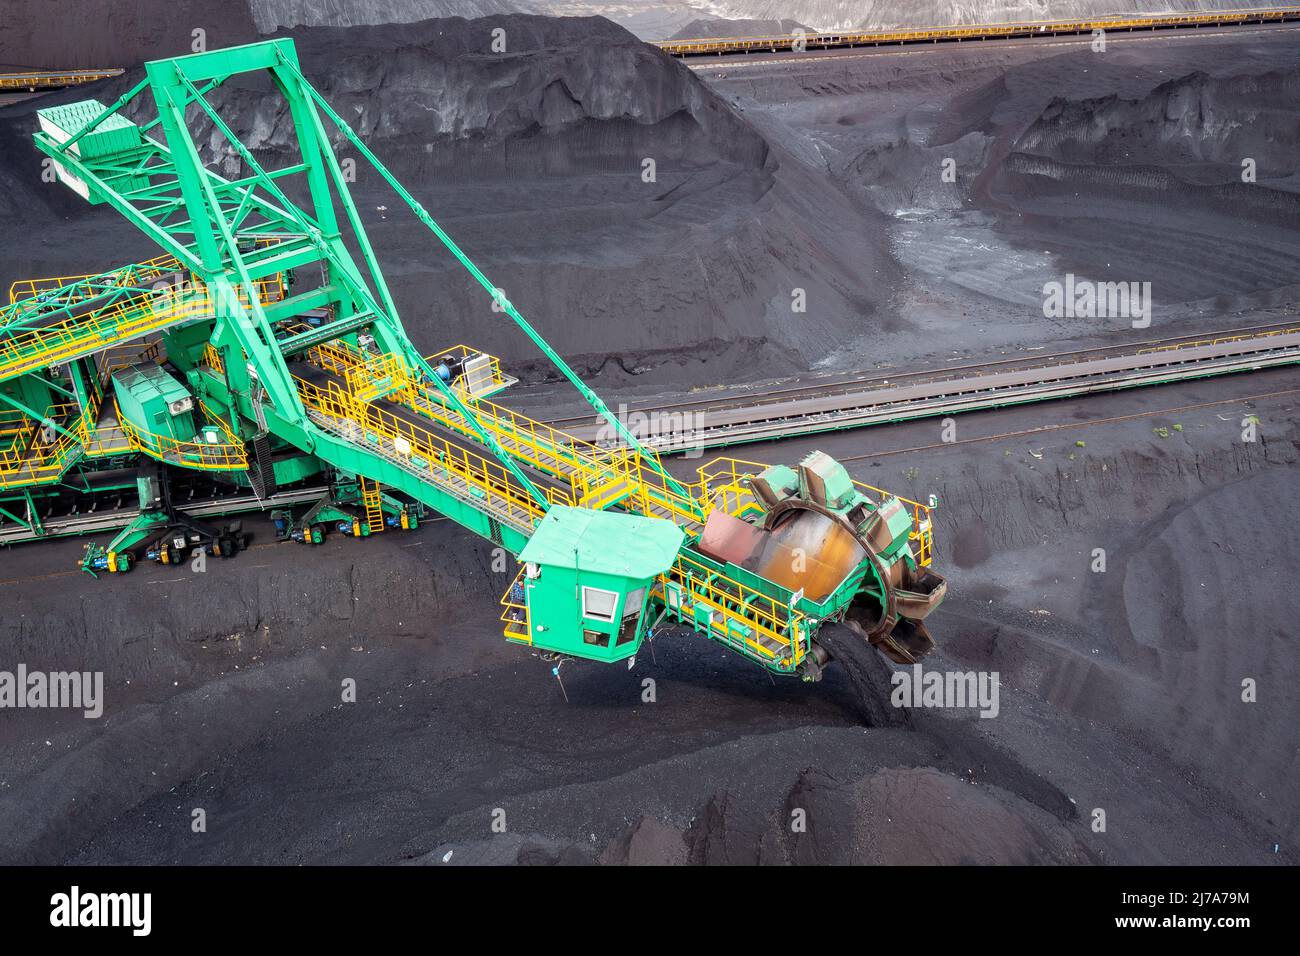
[553,325,1300,454]
[656,6,1300,57]
[2,39,945,683]
[0,69,125,92]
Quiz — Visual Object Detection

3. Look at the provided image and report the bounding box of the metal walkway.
[0,258,284,385]
[296,341,934,552]
[300,341,708,535]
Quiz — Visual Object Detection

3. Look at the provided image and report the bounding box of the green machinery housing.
[0,39,946,678]
[514,507,684,663]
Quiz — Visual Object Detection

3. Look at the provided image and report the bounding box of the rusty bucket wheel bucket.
[759,497,942,666]
[697,449,948,671]
[837,546,936,665]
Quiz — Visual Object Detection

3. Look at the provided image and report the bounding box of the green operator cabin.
[513,507,685,661]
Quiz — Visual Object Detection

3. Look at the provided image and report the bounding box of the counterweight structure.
[0,40,945,677]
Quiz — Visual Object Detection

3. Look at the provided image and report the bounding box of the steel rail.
[0,485,329,545]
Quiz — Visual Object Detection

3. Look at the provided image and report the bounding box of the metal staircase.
[360,476,384,534]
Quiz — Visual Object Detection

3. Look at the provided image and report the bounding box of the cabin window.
[583,629,610,648]
[616,588,646,646]
[616,615,639,646]
[581,586,618,622]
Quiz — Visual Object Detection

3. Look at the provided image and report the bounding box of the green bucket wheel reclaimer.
[2,39,946,680]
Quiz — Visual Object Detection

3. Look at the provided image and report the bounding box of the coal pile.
[0,13,902,382]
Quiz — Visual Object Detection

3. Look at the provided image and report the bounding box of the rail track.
[546,323,1300,454]
[0,485,328,546]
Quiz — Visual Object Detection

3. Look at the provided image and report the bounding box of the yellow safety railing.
[545,485,576,508]
[7,254,182,305]
[0,69,124,92]
[427,343,513,399]
[0,406,34,449]
[202,343,225,374]
[99,336,162,373]
[1,272,285,383]
[1137,325,1300,356]
[316,341,587,460]
[76,387,110,457]
[115,400,247,471]
[426,387,703,527]
[310,340,650,512]
[691,456,936,567]
[312,340,511,407]
[0,379,182,485]
[348,351,408,404]
[303,339,355,371]
[658,8,1300,55]
[0,416,42,470]
[0,403,89,490]
[443,390,607,473]
[296,340,932,558]
[81,423,132,458]
[657,549,804,666]
[499,565,532,643]
[692,457,765,521]
[295,375,547,532]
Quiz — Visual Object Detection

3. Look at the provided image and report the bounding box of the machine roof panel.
[519,505,684,579]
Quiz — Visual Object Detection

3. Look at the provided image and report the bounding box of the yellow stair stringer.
[360,476,385,534]
[499,565,532,644]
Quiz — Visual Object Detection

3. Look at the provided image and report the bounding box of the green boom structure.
[0,39,946,680]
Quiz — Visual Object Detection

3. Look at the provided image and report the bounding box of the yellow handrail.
[7,254,182,305]
[426,343,512,398]
[1,274,284,382]
[296,341,933,562]
[296,375,547,531]
[1137,325,1300,356]
[115,399,247,471]
[657,549,804,666]
[499,565,532,643]
[657,7,1300,54]
[0,403,87,490]
[691,455,935,566]
[0,69,124,92]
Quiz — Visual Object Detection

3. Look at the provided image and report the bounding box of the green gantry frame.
[30,38,690,510]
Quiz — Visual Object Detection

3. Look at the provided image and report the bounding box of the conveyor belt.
[0,272,189,336]
[656,7,1300,57]
[559,328,1300,453]
[0,69,124,92]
